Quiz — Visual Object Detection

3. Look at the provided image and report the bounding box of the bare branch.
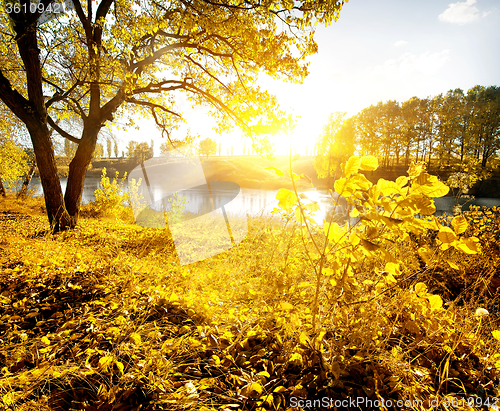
[47,115,81,144]
[126,97,182,118]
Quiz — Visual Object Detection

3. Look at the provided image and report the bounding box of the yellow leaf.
[41,336,50,345]
[376,179,401,196]
[446,260,459,270]
[415,282,427,297]
[451,215,468,234]
[412,195,436,215]
[279,301,294,311]
[334,178,350,196]
[130,333,141,345]
[359,155,378,171]
[324,221,344,243]
[276,188,297,210]
[413,173,449,197]
[247,382,263,396]
[396,176,408,187]
[427,294,443,311]
[99,355,114,370]
[385,262,401,276]
[299,331,310,346]
[265,166,284,177]
[115,361,124,374]
[455,237,480,254]
[258,370,270,378]
[492,330,500,341]
[438,226,457,244]
[289,352,303,365]
[344,156,361,176]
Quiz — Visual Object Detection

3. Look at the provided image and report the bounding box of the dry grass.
[1,195,500,410]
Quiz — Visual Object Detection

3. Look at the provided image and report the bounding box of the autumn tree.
[0,104,30,194]
[160,131,196,156]
[134,141,154,163]
[314,111,349,187]
[198,137,217,157]
[0,0,346,230]
[106,138,112,158]
[467,85,500,167]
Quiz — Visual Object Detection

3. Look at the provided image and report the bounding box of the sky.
[115,0,500,156]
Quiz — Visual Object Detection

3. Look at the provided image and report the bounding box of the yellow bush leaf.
[492,330,500,341]
[376,179,401,196]
[438,226,457,244]
[324,221,344,243]
[396,176,408,187]
[276,188,297,210]
[451,215,468,234]
[334,178,350,196]
[413,173,449,197]
[360,156,378,171]
[265,166,284,177]
[41,336,50,345]
[412,195,436,215]
[455,237,480,254]
[427,294,443,311]
[344,156,361,176]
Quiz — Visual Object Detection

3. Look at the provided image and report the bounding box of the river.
[21,176,500,222]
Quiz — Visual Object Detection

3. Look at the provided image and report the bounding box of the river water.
[22,175,500,222]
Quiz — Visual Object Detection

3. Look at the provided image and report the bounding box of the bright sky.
[115,0,500,156]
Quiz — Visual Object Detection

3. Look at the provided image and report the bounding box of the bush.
[81,168,132,220]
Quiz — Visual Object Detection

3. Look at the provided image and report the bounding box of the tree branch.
[185,55,232,94]
[125,97,182,118]
[131,80,188,95]
[0,69,32,125]
[47,116,81,144]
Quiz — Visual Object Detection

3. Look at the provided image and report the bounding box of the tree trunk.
[29,122,72,230]
[64,126,100,226]
[17,159,37,199]
[0,176,6,197]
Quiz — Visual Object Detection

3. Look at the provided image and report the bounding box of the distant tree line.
[126,140,155,164]
[315,85,500,182]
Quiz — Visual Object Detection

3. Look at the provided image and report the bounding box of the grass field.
[2,168,500,410]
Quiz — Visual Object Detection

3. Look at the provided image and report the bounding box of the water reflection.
[24,176,500,223]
